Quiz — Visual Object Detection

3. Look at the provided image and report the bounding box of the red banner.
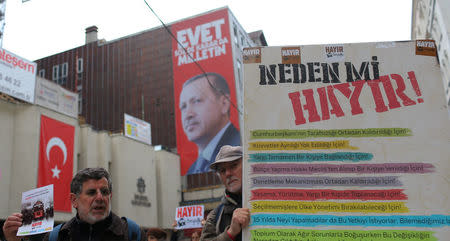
[172,8,240,176]
[38,115,74,212]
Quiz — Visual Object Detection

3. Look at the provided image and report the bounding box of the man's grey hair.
[70,167,112,195]
[183,72,230,98]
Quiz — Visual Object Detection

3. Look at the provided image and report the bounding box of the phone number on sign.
[0,73,22,87]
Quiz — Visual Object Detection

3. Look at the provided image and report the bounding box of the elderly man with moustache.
[179,73,241,175]
[2,167,146,241]
[200,145,250,241]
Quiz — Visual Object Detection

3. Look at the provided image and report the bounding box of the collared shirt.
[200,122,231,163]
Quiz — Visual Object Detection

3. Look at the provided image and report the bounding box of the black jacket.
[43,212,145,241]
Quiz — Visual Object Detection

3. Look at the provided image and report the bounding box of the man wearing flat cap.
[200,145,250,241]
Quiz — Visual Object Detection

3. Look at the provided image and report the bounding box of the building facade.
[36,26,176,147]
[412,0,450,104]
[34,7,267,216]
[0,87,181,229]
[35,7,266,152]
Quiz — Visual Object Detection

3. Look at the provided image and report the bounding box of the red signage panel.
[172,8,240,176]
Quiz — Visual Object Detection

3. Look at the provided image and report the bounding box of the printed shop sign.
[17,185,54,236]
[243,40,450,241]
[0,48,36,103]
[175,205,204,229]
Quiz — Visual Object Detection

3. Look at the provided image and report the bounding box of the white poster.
[243,41,450,240]
[124,113,152,145]
[0,48,36,103]
[35,77,78,118]
[17,184,54,236]
[175,205,204,229]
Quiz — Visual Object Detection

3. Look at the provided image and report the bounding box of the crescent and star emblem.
[46,137,68,179]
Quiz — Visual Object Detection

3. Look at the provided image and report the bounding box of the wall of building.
[0,99,181,228]
[34,7,266,155]
[35,27,176,149]
[79,126,103,168]
[0,99,16,218]
[0,102,80,222]
[154,150,182,228]
[110,134,158,227]
[228,9,259,130]
[412,0,450,104]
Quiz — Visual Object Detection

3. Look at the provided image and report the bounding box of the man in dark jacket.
[200,145,250,241]
[2,167,146,241]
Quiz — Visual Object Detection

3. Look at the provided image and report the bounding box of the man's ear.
[220,94,231,115]
[70,193,78,209]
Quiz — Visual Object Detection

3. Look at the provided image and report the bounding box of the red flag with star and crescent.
[38,115,74,212]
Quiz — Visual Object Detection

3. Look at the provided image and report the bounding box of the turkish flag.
[38,115,74,212]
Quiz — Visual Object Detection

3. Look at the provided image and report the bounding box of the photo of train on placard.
[21,200,54,225]
[32,201,45,220]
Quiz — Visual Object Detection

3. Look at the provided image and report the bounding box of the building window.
[52,65,59,81]
[60,78,67,85]
[52,62,71,85]
[38,69,45,78]
[60,62,68,85]
[62,62,68,77]
[77,58,83,73]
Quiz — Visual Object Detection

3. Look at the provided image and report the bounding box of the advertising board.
[171,8,240,175]
[124,113,152,145]
[35,77,78,118]
[0,48,36,103]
